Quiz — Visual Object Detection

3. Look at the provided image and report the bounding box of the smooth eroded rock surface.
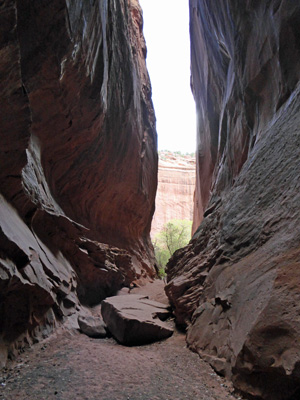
[0,0,157,365]
[101,295,173,345]
[166,1,300,399]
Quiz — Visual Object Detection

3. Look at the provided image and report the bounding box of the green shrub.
[153,219,192,279]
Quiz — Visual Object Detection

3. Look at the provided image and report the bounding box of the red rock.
[101,295,173,345]
[151,152,196,237]
[166,1,300,399]
[0,0,157,365]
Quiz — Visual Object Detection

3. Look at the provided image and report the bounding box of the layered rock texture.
[0,0,157,365]
[166,1,300,399]
[151,152,195,237]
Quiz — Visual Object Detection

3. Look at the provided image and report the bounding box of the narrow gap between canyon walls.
[1,1,300,400]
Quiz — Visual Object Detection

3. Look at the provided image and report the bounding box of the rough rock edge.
[166,2,300,399]
[101,294,173,345]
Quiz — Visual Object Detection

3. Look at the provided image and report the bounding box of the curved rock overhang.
[0,0,157,365]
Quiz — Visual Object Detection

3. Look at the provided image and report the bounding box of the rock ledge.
[102,295,173,345]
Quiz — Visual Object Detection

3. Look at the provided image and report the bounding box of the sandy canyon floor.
[0,282,241,400]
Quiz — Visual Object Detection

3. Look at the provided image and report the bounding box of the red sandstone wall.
[0,0,157,365]
[166,2,300,399]
[151,154,195,237]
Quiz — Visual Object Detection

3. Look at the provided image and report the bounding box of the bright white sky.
[139,0,196,153]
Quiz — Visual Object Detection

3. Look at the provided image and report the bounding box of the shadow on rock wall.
[0,0,157,366]
[166,1,300,399]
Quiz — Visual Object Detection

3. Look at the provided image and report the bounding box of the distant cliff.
[151,152,195,237]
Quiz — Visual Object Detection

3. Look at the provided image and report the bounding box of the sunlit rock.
[151,152,195,237]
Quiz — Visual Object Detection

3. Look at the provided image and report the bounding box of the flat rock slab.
[101,294,173,345]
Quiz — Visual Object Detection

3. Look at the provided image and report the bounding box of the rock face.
[0,0,157,365]
[101,294,173,345]
[166,1,300,399]
[78,315,107,339]
[151,152,195,237]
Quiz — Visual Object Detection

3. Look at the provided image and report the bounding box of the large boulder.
[101,295,173,345]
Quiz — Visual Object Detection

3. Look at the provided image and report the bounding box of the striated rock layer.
[0,0,157,365]
[151,152,195,237]
[166,1,300,399]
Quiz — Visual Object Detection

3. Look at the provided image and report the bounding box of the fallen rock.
[101,295,173,345]
[78,315,107,338]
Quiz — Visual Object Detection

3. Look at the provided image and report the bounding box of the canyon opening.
[0,1,300,400]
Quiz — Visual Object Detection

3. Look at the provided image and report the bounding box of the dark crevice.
[0,228,30,270]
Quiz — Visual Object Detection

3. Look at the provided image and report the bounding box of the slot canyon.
[0,1,299,400]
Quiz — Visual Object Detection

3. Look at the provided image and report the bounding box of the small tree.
[153,219,192,278]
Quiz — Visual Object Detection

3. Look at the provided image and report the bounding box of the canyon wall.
[151,152,195,237]
[0,0,157,365]
[166,1,300,399]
